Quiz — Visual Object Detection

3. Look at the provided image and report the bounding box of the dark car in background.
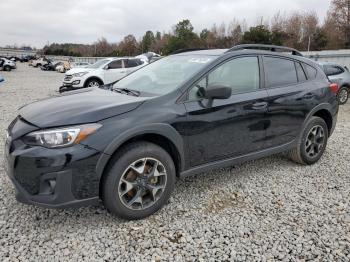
[4,45,339,220]
[318,62,350,105]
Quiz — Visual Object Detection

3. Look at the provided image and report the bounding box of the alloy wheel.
[338,89,348,104]
[88,81,100,87]
[118,158,167,210]
[305,125,325,158]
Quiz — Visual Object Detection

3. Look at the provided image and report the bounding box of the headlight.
[23,123,102,148]
[72,72,89,77]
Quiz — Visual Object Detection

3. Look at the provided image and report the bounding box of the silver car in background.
[318,62,350,105]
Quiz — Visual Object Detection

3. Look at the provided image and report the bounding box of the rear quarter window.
[295,62,307,82]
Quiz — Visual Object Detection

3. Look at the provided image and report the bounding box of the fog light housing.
[72,80,80,85]
[39,178,56,195]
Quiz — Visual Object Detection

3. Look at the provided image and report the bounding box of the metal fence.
[2,48,350,67]
[302,50,350,68]
[0,48,36,57]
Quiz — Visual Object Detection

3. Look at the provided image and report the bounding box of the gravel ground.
[0,63,350,261]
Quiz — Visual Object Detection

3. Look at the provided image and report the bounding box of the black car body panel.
[19,88,149,127]
[4,47,339,209]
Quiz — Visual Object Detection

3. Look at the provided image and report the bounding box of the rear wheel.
[288,116,328,165]
[337,86,349,105]
[102,142,176,220]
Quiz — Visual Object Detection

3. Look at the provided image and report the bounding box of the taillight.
[329,83,339,94]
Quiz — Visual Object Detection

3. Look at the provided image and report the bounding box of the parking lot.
[0,63,350,261]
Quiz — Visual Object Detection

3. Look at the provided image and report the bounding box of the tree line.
[42,0,350,57]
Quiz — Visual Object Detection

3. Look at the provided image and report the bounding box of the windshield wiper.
[114,87,140,97]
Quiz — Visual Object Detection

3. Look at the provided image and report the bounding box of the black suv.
[4,45,339,220]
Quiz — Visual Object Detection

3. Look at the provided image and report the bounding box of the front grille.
[7,116,18,136]
[64,75,73,81]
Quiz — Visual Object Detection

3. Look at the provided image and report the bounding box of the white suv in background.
[62,57,147,89]
[0,57,16,71]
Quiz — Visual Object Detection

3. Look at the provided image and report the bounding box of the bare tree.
[324,0,350,48]
[228,19,243,45]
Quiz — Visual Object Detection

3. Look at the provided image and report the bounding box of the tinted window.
[108,60,123,69]
[208,56,260,93]
[264,57,297,87]
[304,64,317,79]
[127,59,141,68]
[295,62,307,82]
[324,65,344,76]
[189,56,260,100]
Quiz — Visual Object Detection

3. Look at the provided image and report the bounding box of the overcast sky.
[0,0,331,48]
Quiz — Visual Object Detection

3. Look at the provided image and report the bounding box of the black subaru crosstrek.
[4,45,339,220]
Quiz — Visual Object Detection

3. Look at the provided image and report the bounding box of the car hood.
[66,67,95,75]
[19,88,149,128]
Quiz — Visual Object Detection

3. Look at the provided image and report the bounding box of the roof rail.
[226,44,303,57]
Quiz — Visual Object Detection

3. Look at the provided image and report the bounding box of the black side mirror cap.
[205,85,232,100]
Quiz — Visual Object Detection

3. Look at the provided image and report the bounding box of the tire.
[337,86,349,105]
[102,141,176,220]
[85,78,102,88]
[3,65,11,71]
[288,116,328,165]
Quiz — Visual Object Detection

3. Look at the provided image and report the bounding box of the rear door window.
[263,56,298,88]
[108,60,123,69]
[127,59,141,68]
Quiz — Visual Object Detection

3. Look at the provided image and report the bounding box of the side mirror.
[204,85,232,100]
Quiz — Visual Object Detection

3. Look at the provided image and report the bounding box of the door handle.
[303,93,315,99]
[252,102,268,110]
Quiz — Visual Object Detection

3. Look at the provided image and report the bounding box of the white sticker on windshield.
[188,58,212,64]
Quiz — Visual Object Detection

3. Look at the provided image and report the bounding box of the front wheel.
[288,116,328,165]
[102,142,176,220]
[85,79,102,87]
[337,87,349,105]
[3,65,11,71]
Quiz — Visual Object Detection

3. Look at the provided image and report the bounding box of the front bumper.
[4,132,102,208]
[63,76,83,88]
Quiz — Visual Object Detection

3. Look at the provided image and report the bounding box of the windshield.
[113,55,215,95]
[88,59,110,69]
